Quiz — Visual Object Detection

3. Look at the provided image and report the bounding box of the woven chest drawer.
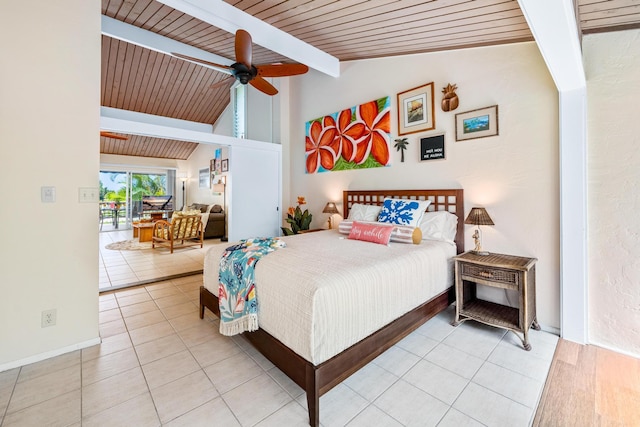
[460,264,519,289]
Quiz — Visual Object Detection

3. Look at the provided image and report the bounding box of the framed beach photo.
[455,105,499,141]
[397,82,435,136]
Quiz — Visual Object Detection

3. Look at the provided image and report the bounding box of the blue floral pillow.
[378,198,431,227]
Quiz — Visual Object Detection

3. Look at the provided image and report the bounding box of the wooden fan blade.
[257,63,309,77]
[235,29,252,68]
[210,76,235,90]
[171,52,233,74]
[249,76,278,96]
[100,131,128,140]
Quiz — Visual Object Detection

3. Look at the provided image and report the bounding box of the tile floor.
[0,274,558,426]
[99,229,223,292]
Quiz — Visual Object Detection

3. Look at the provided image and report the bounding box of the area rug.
[105,239,152,251]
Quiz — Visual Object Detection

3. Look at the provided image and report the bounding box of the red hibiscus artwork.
[305,96,391,173]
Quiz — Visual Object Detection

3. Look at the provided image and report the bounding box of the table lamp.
[464,207,494,255]
[322,202,340,229]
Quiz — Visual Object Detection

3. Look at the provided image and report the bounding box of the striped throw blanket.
[218,237,286,336]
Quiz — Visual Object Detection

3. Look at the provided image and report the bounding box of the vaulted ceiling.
[100,0,640,160]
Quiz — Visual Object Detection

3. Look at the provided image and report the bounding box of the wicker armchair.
[152,213,203,253]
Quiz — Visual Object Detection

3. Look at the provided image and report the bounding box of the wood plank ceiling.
[100,0,640,160]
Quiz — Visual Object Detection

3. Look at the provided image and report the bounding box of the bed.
[200,189,464,426]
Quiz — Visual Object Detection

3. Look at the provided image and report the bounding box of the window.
[233,83,246,138]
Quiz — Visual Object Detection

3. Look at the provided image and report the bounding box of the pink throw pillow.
[348,221,394,245]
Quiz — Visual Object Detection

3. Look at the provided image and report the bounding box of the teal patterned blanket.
[218,237,286,336]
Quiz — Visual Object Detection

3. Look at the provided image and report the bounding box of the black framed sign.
[420,134,445,161]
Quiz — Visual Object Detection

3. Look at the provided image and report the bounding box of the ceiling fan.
[172,29,309,96]
[100,131,128,140]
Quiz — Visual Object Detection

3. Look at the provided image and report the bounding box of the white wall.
[584,29,640,357]
[287,42,561,329]
[183,144,227,208]
[0,1,101,368]
[246,82,275,143]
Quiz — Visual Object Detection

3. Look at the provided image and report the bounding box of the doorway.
[99,170,171,232]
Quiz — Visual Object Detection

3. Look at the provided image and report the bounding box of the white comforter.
[204,229,455,365]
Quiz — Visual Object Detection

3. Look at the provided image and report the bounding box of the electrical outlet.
[41,309,57,328]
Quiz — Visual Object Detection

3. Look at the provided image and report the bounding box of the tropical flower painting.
[305,96,391,173]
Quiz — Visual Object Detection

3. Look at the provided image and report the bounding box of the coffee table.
[132,223,155,242]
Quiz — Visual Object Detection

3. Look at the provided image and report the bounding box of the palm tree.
[394,138,409,162]
[131,174,166,200]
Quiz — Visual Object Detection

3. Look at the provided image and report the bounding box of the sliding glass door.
[99,170,172,231]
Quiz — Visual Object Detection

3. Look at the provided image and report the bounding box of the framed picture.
[397,82,435,136]
[420,133,445,161]
[199,167,210,188]
[221,158,229,172]
[455,105,499,141]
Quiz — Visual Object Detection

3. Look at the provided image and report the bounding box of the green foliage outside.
[101,173,167,202]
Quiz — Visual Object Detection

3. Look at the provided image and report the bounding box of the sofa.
[187,203,225,239]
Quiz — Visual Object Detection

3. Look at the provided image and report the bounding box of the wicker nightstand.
[453,251,540,350]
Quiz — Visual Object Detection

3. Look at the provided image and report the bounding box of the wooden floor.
[533,339,640,426]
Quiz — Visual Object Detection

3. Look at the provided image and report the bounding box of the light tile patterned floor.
[99,229,223,292]
[0,275,558,426]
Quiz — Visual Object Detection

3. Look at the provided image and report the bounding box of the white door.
[227,145,281,241]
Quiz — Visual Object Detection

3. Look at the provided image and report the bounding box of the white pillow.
[377,198,430,228]
[419,211,458,243]
[347,203,382,221]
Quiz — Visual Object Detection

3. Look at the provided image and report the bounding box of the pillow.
[339,220,421,244]
[419,211,458,242]
[173,209,201,217]
[347,203,382,221]
[378,198,431,227]
[392,224,422,244]
[210,204,223,213]
[348,221,394,245]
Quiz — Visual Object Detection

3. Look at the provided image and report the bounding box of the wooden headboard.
[343,189,465,254]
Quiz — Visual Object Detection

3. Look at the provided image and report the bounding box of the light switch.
[79,187,100,203]
[41,186,56,203]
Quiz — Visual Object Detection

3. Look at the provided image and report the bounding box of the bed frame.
[199,189,464,426]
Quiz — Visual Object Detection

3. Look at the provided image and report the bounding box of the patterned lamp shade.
[464,207,494,226]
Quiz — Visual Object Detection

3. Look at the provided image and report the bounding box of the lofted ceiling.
[100,0,640,160]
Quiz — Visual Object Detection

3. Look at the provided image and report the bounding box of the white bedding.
[203,229,455,365]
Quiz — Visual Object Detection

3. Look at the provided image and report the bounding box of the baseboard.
[588,339,640,360]
[539,324,560,336]
[99,270,203,293]
[0,336,101,373]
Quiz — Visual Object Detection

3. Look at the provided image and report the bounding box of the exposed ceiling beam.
[517,0,585,91]
[101,15,233,74]
[155,0,340,78]
[101,106,214,135]
[100,107,278,151]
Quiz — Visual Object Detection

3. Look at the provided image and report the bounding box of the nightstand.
[453,251,539,350]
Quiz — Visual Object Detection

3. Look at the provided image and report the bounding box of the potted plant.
[281,196,312,235]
